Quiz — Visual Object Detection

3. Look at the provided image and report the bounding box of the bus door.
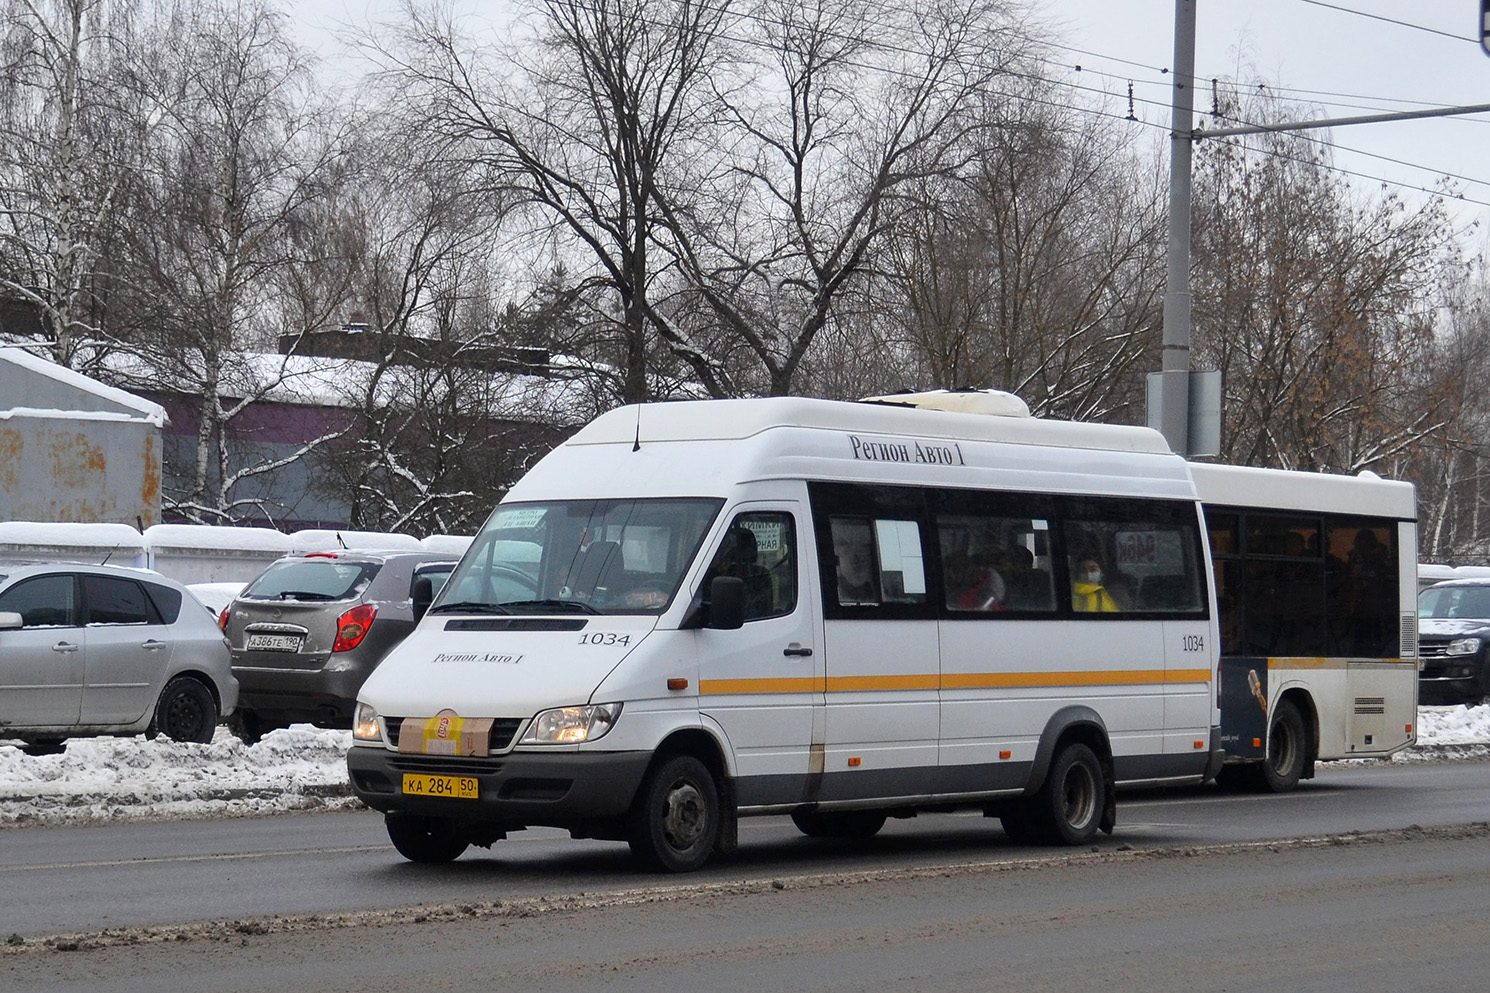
[814,496,940,804]
[695,506,823,808]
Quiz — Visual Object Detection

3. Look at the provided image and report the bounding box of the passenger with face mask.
[1071,557,1119,613]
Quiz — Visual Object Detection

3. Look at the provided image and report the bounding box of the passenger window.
[1325,522,1397,657]
[703,512,797,621]
[1064,513,1205,616]
[0,575,77,628]
[83,576,152,625]
[938,514,1055,613]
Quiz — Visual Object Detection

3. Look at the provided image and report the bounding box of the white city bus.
[348,393,1225,870]
[1189,463,1418,791]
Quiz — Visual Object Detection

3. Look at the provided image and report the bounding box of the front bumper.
[1418,653,1488,705]
[346,744,653,829]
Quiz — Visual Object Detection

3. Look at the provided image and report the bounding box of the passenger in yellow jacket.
[1071,559,1120,612]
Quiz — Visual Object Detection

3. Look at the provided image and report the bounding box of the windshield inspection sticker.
[432,652,525,665]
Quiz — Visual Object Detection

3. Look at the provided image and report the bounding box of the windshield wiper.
[428,601,512,615]
[275,591,336,601]
[499,598,604,616]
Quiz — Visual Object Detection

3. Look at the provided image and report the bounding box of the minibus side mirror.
[708,576,745,630]
[412,576,434,623]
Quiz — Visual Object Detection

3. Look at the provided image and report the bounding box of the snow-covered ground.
[2,706,1488,828]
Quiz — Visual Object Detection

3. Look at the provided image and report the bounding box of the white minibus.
[348,395,1225,870]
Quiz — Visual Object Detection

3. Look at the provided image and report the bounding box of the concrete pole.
[1158,0,1196,456]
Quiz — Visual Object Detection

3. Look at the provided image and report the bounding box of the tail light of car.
[333,604,377,652]
[218,607,230,631]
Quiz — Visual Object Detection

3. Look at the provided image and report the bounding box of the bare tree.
[873,86,1166,419]
[0,0,141,370]
[114,0,351,522]
[654,0,1025,398]
[1190,88,1458,473]
[367,0,734,405]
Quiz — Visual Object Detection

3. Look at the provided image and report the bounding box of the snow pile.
[0,726,357,827]
[1,706,1488,828]
[1413,703,1490,752]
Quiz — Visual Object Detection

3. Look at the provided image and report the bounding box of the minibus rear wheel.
[628,754,720,872]
[385,813,469,863]
[790,810,887,839]
[1029,743,1104,846]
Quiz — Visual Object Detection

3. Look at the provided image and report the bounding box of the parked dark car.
[222,551,456,742]
[1418,578,1490,705]
[0,564,236,755]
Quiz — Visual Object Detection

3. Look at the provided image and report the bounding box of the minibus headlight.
[352,702,383,743]
[521,703,623,744]
[1447,637,1483,657]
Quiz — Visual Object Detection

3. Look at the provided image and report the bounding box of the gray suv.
[223,551,456,742]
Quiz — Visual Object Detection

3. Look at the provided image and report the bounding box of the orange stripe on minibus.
[699,669,1212,695]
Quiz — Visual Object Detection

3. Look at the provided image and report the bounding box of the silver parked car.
[222,551,457,742]
[0,564,237,756]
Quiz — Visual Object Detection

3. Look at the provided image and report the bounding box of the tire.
[1260,698,1307,793]
[227,710,270,745]
[627,755,720,873]
[153,677,218,744]
[385,813,469,863]
[1028,743,1105,846]
[790,809,887,840]
[997,802,1040,845]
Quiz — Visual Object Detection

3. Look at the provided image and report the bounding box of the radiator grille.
[385,717,525,753]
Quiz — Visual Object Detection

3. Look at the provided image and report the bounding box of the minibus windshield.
[433,498,723,615]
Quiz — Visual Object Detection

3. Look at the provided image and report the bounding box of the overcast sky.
[1045,0,1490,232]
[295,1,1490,233]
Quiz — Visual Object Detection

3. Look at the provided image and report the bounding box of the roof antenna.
[632,404,642,452]
[99,542,121,566]
[336,532,347,549]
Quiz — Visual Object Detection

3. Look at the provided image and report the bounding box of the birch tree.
[0,0,140,371]
[116,0,350,522]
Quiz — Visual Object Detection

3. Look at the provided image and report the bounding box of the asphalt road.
[2,758,1488,936]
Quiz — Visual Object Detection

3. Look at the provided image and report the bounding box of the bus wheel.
[628,755,720,872]
[385,813,469,863]
[997,803,1040,845]
[1261,699,1306,793]
[1030,743,1105,845]
[790,810,887,839]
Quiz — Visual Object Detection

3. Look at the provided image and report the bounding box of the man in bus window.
[833,521,878,604]
[1071,557,1119,613]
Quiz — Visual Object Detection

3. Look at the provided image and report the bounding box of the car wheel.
[790,809,887,839]
[385,813,469,863]
[1260,699,1307,792]
[153,677,218,744]
[227,710,271,745]
[627,754,720,873]
[1028,743,1105,846]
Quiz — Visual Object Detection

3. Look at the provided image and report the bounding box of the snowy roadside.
[3,705,1489,829]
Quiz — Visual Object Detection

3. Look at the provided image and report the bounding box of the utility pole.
[1148,0,1490,459]
[1154,0,1197,457]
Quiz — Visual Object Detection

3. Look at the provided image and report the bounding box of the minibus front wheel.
[628,754,720,872]
[385,813,470,863]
